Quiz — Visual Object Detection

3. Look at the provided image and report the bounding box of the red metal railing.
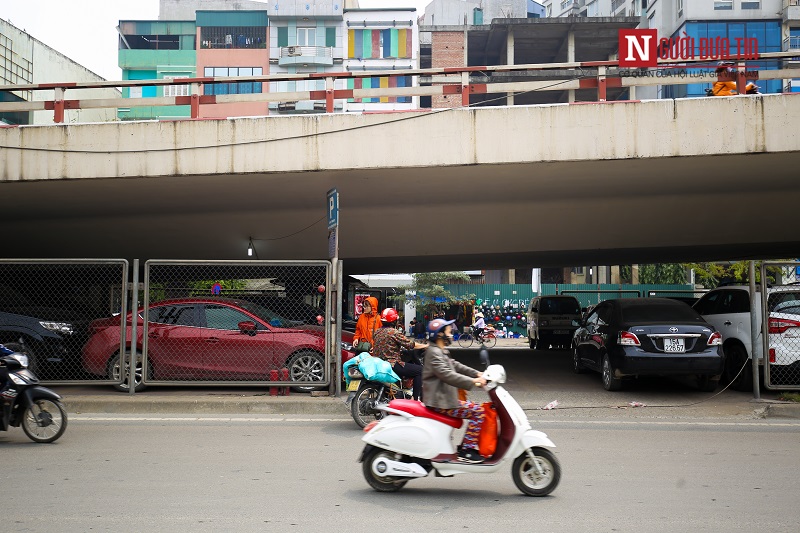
[2,51,799,124]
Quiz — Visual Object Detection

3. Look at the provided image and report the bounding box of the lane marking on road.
[67,415,800,427]
[70,416,353,422]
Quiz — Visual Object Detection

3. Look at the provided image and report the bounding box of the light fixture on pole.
[247,237,254,257]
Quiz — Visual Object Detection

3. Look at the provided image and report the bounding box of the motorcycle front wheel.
[22,398,68,443]
[362,447,408,492]
[512,447,561,496]
[351,383,387,429]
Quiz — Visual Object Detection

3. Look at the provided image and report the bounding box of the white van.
[526,295,582,350]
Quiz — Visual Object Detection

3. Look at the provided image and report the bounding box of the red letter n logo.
[619,29,657,67]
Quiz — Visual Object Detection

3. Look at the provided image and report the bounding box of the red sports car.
[82,297,355,392]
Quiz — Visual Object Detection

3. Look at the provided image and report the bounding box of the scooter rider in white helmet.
[422,318,488,463]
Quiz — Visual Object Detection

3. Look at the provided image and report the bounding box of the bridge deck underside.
[3,151,798,273]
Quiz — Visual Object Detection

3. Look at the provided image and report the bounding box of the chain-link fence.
[0,259,128,384]
[105,260,337,391]
[761,261,800,390]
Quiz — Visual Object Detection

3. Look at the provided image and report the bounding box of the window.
[297,27,316,46]
[677,0,683,17]
[204,67,263,95]
[717,290,751,314]
[163,76,190,97]
[714,0,733,10]
[693,292,721,316]
[204,305,254,330]
[151,306,197,326]
[199,26,266,49]
[741,1,760,8]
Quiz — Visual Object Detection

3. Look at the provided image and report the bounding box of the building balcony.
[784,0,800,22]
[783,36,800,66]
[119,49,196,70]
[278,46,334,67]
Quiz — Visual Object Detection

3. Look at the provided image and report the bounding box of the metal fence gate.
[0,259,128,385]
[761,261,800,390]
[137,260,335,391]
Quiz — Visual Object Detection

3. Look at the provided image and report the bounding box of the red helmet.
[380,308,399,323]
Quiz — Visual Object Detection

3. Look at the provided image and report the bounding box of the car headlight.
[40,321,74,335]
[341,341,353,352]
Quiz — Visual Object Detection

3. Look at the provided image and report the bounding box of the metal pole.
[749,260,760,399]
[128,259,139,396]
[335,259,343,397]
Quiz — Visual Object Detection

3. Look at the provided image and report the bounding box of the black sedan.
[572,298,724,392]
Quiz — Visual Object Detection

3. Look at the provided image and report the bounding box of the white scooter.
[359,353,561,496]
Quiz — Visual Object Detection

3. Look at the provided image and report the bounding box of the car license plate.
[663,338,685,353]
[346,379,361,392]
[554,330,568,335]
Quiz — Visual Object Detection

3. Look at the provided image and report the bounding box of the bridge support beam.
[507,29,515,106]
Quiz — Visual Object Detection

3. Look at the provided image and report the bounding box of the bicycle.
[457,329,497,349]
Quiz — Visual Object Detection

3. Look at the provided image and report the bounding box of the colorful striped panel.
[348,29,355,58]
[362,29,371,59]
[383,29,391,58]
[391,29,399,58]
[405,29,412,58]
[371,30,380,59]
[380,76,389,103]
[388,75,397,103]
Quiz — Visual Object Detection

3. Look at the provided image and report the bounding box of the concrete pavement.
[50,338,800,420]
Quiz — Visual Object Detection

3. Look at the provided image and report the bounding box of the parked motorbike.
[358,351,561,496]
[347,348,423,429]
[0,343,68,443]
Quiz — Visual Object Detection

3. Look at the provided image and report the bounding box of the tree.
[389,272,476,317]
[621,261,790,289]
[637,264,689,285]
[686,261,787,288]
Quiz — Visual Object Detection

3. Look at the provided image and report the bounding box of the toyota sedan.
[572,298,724,391]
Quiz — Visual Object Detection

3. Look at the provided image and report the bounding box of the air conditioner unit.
[287,46,302,56]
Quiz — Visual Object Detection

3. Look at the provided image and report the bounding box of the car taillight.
[769,348,776,363]
[618,331,641,346]
[707,332,722,346]
[768,317,800,334]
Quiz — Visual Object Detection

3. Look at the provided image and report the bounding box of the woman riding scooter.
[423,318,487,463]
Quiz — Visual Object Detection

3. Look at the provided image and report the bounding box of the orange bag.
[478,402,498,458]
[458,389,468,402]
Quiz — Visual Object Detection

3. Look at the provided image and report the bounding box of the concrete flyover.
[1,93,799,274]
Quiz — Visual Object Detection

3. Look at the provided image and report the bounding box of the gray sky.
[1,0,430,82]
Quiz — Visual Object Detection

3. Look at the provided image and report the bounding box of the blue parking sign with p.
[327,188,339,230]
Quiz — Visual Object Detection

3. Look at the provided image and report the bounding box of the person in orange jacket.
[711,62,758,96]
[352,296,381,351]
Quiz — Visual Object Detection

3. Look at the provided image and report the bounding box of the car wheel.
[722,344,753,392]
[108,350,148,393]
[697,374,719,392]
[602,355,622,391]
[288,350,325,393]
[572,346,584,374]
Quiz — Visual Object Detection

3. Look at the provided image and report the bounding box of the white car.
[693,285,800,390]
[766,296,800,385]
